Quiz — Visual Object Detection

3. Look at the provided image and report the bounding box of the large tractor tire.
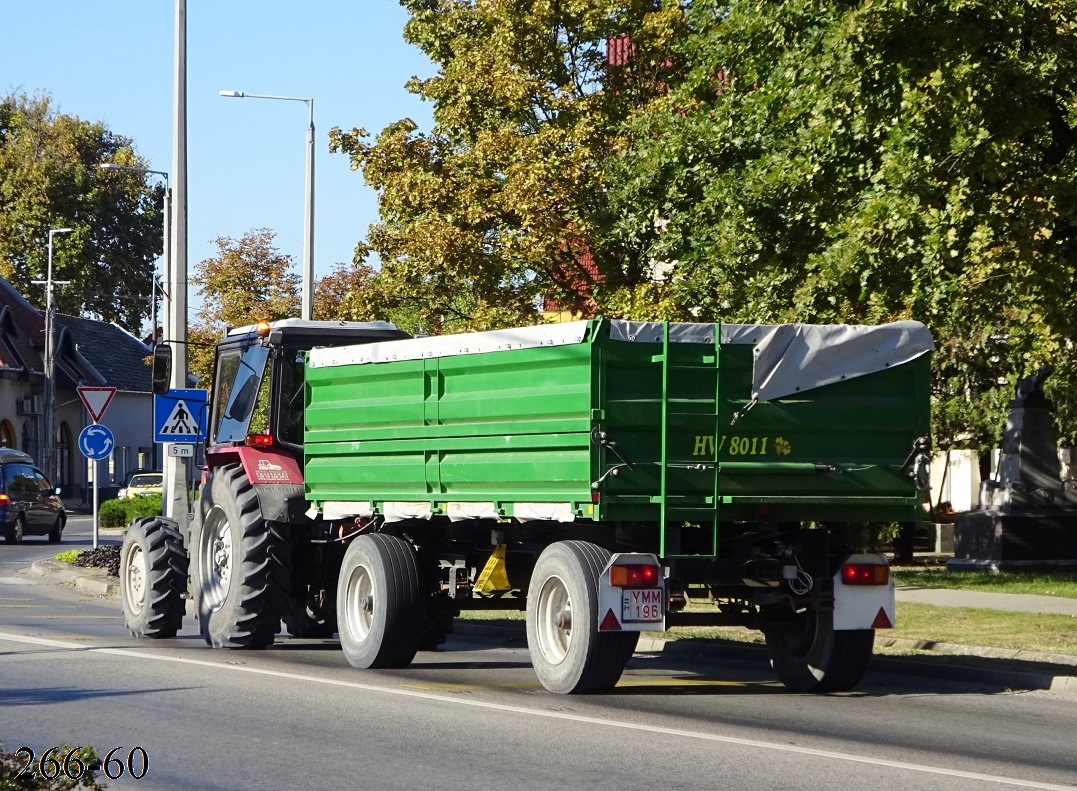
[192,464,289,649]
[120,516,188,639]
[526,541,639,694]
[764,610,874,692]
[336,533,424,668]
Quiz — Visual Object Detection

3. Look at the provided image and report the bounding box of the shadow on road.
[0,685,192,707]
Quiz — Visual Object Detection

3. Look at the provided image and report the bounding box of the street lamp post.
[219,89,315,320]
[99,164,171,337]
[31,228,74,483]
[99,163,176,516]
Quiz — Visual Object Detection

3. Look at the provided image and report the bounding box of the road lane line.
[0,630,1072,791]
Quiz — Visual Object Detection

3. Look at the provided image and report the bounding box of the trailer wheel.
[764,611,874,692]
[120,516,188,639]
[337,533,424,668]
[526,541,639,694]
[192,465,289,649]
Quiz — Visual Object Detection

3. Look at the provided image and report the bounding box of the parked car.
[121,473,163,499]
[0,448,66,544]
[118,468,160,499]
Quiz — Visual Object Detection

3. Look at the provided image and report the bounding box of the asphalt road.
[1,516,1075,791]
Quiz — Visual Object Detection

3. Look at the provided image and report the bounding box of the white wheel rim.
[124,543,147,615]
[535,574,572,666]
[201,508,233,611]
[343,562,374,644]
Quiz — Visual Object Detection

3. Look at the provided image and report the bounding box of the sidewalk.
[895,586,1077,616]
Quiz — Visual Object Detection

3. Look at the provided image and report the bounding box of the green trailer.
[121,317,933,695]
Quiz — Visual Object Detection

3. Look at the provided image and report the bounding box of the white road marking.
[0,630,1072,790]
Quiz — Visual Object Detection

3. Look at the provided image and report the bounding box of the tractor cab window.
[276,349,306,447]
[212,344,270,444]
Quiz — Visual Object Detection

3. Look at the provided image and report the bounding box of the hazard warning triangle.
[158,399,199,436]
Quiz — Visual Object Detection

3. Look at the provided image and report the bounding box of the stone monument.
[949,365,1077,570]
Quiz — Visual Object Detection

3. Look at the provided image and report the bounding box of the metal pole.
[39,228,73,483]
[164,0,190,523]
[162,185,172,339]
[92,458,99,550]
[44,234,55,481]
[302,99,315,320]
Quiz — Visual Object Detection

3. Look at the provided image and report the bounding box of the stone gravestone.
[950,365,1077,570]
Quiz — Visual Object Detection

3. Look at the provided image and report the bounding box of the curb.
[29,559,118,597]
[454,621,1077,698]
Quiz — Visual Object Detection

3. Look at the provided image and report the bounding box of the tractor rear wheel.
[192,465,289,649]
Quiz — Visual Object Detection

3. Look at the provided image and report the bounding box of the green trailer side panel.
[304,319,931,526]
[304,341,597,505]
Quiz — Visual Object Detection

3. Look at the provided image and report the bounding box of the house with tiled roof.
[0,275,159,505]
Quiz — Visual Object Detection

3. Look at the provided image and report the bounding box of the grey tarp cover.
[608,319,934,402]
[722,321,934,402]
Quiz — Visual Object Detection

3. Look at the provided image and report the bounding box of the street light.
[99,164,171,340]
[31,227,74,483]
[219,89,315,320]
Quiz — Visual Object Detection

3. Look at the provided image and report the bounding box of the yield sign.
[77,386,117,423]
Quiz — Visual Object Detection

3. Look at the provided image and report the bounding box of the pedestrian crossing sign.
[154,389,208,443]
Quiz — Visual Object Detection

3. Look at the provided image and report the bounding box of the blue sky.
[1,1,435,320]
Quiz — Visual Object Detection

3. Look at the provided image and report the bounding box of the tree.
[0,90,161,332]
[330,0,685,333]
[187,229,300,386]
[602,0,1077,448]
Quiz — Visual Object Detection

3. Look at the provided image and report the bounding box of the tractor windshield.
[212,344,270,444]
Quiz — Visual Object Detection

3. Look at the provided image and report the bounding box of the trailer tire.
[764,611,874,692]
[120,516,188,639]
[192,465,290,649]
[337,533,424,668]
[526,541,639,694]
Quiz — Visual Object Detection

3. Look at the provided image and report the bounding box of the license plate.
[621,588,664,623]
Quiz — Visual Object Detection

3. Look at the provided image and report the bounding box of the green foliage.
[335,0,1077,447]
[96,500,128,529]
[0,90,161,333]
[53,550,81,564]
[187,228,300,386]
[603,0,1077,449]
[0,743,106,790]
[331,0,685,333]
[97,496,163,529]
[123,495,163,522]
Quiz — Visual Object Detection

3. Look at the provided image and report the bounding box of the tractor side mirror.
[152,345,172,395]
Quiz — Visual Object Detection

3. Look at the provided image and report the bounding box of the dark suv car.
[0,448,66,543]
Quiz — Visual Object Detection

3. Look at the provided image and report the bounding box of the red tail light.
[841,563,890,586]
[0,493,8,506]
[245,433,274,448]
[609,564,661,588]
